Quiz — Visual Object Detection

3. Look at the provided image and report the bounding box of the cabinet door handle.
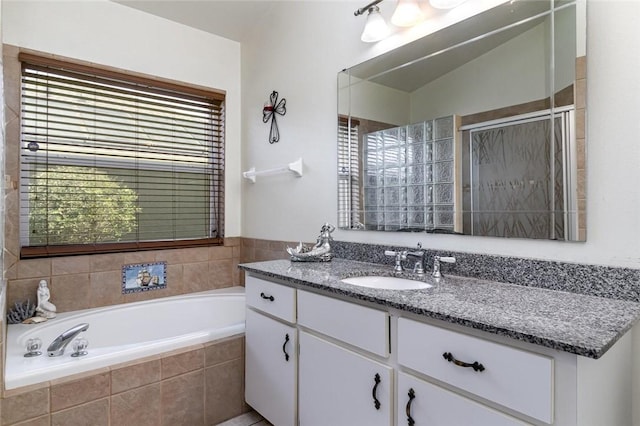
[372,373,381,410]
[442,352,485,372]
[260,292,275,301]
[282,334,290,361]
[406,388,416,426]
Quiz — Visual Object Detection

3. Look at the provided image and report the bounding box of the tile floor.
[217,410,272,426]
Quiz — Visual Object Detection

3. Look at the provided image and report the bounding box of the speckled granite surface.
[239,258,640,359]
[332,241,640,303]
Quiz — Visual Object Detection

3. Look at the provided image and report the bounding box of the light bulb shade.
[361,6,390,42]
[391,0,424,27]
[429,0,468,9]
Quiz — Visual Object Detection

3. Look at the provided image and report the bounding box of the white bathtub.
[5,286,245,390]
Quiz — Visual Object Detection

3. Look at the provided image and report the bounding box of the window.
[337,116,361,229]
[19,53,225,257]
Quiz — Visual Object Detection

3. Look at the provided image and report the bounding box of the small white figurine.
[35,280,56,319]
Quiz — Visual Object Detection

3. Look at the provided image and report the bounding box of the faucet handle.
[432,256,456,278]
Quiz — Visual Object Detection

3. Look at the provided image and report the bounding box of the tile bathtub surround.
[331,240,640,303]
[0,334,247,426]
[5,238,240,314]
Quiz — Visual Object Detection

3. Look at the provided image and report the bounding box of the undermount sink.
[341,275,432,290]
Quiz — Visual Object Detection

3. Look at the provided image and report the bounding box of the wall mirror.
[337,0,586,241]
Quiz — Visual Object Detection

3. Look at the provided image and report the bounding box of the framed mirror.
[338,0,586,241]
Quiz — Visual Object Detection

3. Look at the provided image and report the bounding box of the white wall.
[2,0,243,237]
[241,0,640,271]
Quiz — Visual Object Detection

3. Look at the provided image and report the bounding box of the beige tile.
[205,358,245,425]
[89,271,125,308]
[154,249,184,265]
[209,259,233,289]
[182,247,210,262]
[223,237,241,247]
[254,240,270,250]
[90,253,124,273]
[210,246,234,260]
[575,107,585,140]
[240,238,255,248]
[205,335,244,367]
[3,381,50,399]
[4,119,21,181]
[161,370,204,426]
[162,347,204,379]
[4,250,18,280]
[50,372,110,412]
[124,251,156,265]
[576,78,586,109]
[232,260,241,287]
[49,367,111,387]
[577,168,586,199]
[111,359,161,394]
[232,245,241,260]
[6,278,42,312]
[576,55,586,80]
[110,383,161,426]
[51,398,109,426]
[50,274,91,312]
[577,138,586,170]
[17,259,52,280]
[10,415,51,426]
[51,256,91,276]
[240,247,255,264]
[1,387,49,425]
[165,264,184,296]
[183,261,210,293]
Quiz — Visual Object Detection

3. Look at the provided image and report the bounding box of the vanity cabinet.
[299,331,393,426]
[397,372,527,426]
[297,290,392,426]
[398,317,553,423]
[244,273,634,426]
[245,276,297,426]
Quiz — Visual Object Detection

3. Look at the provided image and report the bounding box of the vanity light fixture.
[391,0,424,27]
[429,0,468,10]
[355,1,391,43]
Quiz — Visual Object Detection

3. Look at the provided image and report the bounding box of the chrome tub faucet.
[47,323,89,357]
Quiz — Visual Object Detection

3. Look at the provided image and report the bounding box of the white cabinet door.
[397,372,527,426]
[299,331,393,426]
[245,308,297,426]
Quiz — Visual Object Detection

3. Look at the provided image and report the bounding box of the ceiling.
[112,0,275,42]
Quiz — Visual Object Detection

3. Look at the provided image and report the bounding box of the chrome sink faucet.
[432,255,456,278]
[47,323,89,357]
[407,243,426,275]
[384,250,408,273]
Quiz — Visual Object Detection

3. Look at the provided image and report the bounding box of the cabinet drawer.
[398,318,553,423]
[398,372,527,426]
[246,275,296,323]
[298,290,389,357]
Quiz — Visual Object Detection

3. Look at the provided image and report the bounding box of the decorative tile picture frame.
[122,261,167,294]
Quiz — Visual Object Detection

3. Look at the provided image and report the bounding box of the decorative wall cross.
[262,91,287,144]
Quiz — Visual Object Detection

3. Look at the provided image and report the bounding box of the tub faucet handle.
[24,338,42,358]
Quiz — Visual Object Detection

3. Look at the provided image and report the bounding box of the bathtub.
[5,286,245,390]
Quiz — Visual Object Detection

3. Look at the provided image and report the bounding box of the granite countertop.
[239,258,640,359]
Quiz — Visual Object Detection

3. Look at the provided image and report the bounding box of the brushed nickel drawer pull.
[442,351,485,372]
